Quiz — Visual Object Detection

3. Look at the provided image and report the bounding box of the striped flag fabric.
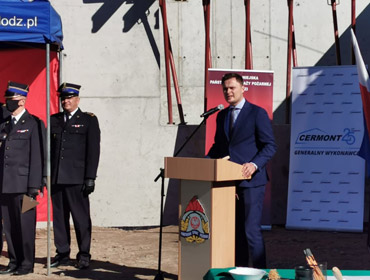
[351,29,370,174]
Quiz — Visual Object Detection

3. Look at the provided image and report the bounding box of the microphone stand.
[153,116,208,280]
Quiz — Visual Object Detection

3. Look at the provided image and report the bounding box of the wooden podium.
[164,157,246,280]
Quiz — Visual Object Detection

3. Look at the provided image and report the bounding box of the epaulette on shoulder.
[30,114,40,121]
[85,112,96,117]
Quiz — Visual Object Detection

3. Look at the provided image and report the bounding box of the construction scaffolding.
[159,0,358,125]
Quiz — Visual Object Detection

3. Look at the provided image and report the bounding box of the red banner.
[0,48,60,221]
[205,69,274,154]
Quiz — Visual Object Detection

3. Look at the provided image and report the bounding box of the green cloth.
[203,268,370,280]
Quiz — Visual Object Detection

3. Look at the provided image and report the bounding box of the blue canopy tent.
[0,0,63,274]
[0,0,63,46]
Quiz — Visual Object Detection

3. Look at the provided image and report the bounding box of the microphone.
[200,104,224,118]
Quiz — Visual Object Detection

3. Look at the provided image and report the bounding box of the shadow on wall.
[162,125,206,226]
[83,0,160,67]
[82,1,370,226]
[315,3,370,67]
[161,4,370,224]
[274,3,370,124]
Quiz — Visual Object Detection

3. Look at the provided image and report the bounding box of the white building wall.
[49,0,370,226]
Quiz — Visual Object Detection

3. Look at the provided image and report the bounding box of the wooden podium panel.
[211,184,236,267]
[165,157,246,181]
[165,157,244,280]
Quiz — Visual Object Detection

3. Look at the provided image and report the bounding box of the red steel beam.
[159,0,186,124]
[286,0,293,124]
[292,19,298,67]
[159,0,173,124]
[351,0,356,64]
[168,40,186,124]
[330,0,342,65]
[203,0,211,111]
[244,0,253,69]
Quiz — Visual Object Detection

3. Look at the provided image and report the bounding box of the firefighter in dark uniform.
[0,103,10,259]
[0,82,44,275]
[50,83,100,269]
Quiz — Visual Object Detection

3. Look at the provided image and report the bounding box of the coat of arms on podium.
[180,196,210,243]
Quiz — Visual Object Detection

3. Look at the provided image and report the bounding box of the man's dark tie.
[64,113,70,126]
[10,117,16,130]
[229,107,235,137]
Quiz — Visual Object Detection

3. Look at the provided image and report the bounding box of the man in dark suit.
[207,72,276,268]
[50,83,100,269]
[0,81,44,275]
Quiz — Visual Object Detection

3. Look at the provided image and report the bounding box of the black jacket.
[0,110,44,193]
[51,108,101,185]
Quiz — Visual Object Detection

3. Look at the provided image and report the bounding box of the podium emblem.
[180,196,210,243]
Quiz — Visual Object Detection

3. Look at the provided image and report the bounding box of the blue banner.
[286,66,365,232]
[0,1,63,47]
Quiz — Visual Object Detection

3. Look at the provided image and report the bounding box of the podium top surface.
[164,157,247,182]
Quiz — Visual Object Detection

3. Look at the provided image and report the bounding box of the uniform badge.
[72,124,84,128]
[17,129,29,133]
[180,196,210,244]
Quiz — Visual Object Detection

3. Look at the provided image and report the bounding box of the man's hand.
[27,188,39,199]
[82,179,95,197]
[242,162,257,179]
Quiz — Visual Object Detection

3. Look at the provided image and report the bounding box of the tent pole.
[59,51,63,92]
[59,50,63,111]
[46,43,51,276]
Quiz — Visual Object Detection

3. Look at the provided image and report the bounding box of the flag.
[351,29,370,175]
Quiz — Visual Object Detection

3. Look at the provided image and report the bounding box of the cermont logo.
[0,15,38,29]
[296,128,342,144]
[295,128,356,146]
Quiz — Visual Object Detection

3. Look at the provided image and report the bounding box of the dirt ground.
[0,225,369,279]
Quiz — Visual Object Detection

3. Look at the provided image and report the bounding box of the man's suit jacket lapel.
[59,113,65,128]
[69,108,82,126]
[224,106,232,142]
[227,100,252,140]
